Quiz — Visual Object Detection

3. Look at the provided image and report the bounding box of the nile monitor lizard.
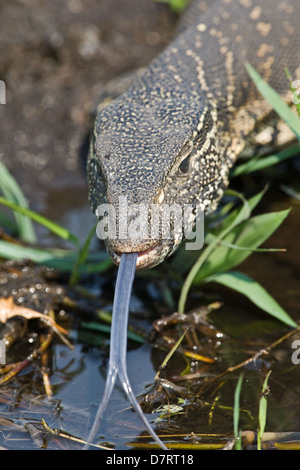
[87,0,300,270]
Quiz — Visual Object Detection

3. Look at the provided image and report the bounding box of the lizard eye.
[179,155,191,174]
[177,142,193,175]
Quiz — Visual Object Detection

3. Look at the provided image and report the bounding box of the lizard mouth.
[107,240,173,270]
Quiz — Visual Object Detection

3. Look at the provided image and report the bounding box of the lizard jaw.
[106,239,176,270]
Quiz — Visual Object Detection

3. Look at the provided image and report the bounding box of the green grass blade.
[230,66,300,177]
[234,373,244,450]
[0,239,76,268]
[231,145,300,178]
[155,328,189,380]
[206,271,297,327]
[211,241,284,253]
[0,239,111,273]
[80,321,145,345]
[0,161,36,242]
[0,196,79,245]
[193,209,290,284]
[207,187,268,239]
[154,0,190,13]
[257,371,272,450]
[69,222,98,286]
[246,63,300,140]
[280,184,300,202]
[178,192,251,313]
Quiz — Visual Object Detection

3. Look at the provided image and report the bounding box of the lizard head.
[87,78,225,269]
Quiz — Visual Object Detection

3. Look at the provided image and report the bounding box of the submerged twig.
[41,333,52,398]
[199,324,300,395]
[41,419,111,449]
[126,430,300,450]
[0,331,53,385]
[0,296,73,349]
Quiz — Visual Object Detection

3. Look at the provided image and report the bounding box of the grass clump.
[0,161,111,284]
[173,64,300,328]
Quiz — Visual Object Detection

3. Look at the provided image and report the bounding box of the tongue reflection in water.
[85,252,167,450]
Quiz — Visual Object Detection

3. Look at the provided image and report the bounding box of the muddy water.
[0,0,300,451]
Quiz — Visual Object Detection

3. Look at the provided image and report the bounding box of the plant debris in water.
[0,296,72,348]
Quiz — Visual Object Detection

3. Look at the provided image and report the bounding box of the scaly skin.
[87,0,299,269]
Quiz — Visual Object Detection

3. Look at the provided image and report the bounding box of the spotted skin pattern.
[87,0,300,269]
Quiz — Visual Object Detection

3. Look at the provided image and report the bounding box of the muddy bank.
[0,0,176,216]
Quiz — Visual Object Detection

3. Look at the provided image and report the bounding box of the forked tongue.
[85,253,167,450]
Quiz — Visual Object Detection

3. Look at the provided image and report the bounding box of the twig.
[0,296,73,349]
[41,419,112,449]
[0,331,53,385]
[219,324,300,379]
[40,334,52,398]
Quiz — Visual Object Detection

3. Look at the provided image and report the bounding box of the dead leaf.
[0,296,73,349]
